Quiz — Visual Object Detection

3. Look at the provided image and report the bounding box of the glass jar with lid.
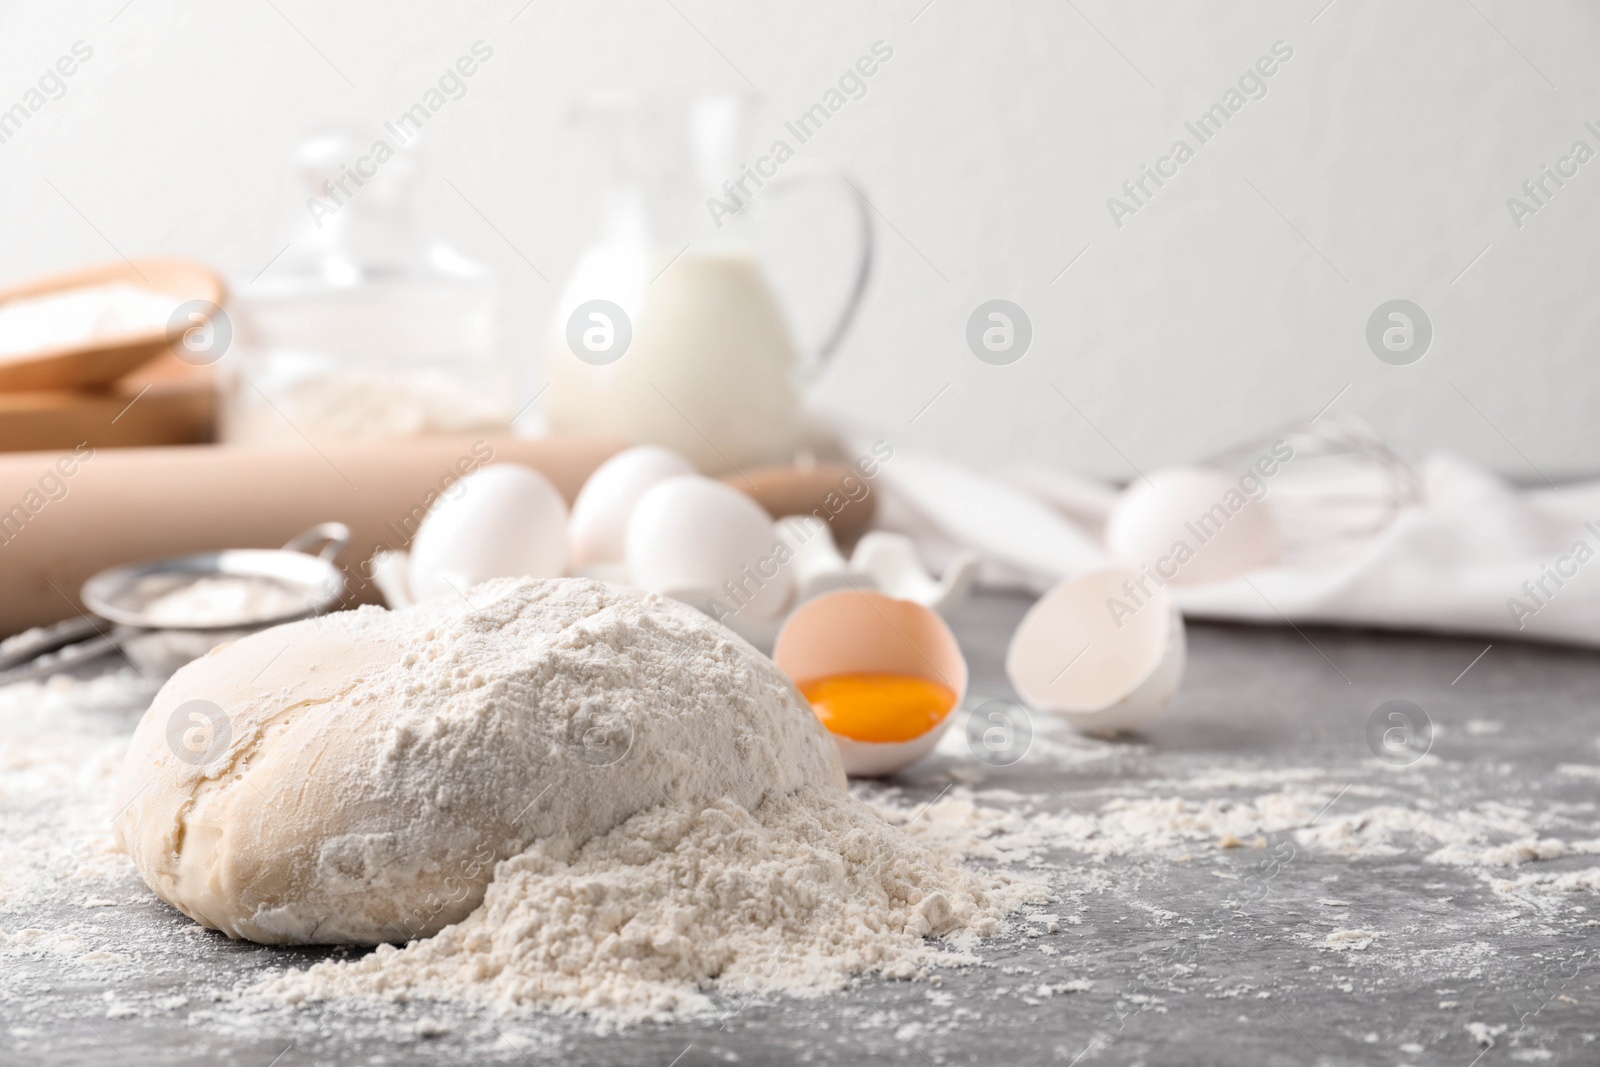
[224,129,509,444]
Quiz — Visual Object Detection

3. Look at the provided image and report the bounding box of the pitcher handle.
[762,170,875,382]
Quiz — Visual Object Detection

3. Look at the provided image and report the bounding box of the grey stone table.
[3,591,1597,1065]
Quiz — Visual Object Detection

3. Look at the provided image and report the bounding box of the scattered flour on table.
[1488,867,1600,898]
[885,785,1584,870]
[1324,930,1377,951]
[0,672,143,914]
[1468,1021,1508,1047]
[0,672,153,1009]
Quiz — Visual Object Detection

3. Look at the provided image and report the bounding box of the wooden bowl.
[0,258,227,392]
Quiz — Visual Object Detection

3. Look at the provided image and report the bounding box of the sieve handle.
[282,522,352,562]
[0,616,124,685]
[0,614,104,672]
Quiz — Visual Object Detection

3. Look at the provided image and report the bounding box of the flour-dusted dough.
[112,578,845,945]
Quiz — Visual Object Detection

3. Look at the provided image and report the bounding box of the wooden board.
[0,352,215,452]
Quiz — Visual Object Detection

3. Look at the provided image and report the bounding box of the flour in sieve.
[138,575,313,626]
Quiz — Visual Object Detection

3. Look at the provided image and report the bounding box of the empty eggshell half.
[1006,567,1185,735]
[773,589,968,777]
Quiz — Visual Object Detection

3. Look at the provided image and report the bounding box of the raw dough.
[111,578,844,945]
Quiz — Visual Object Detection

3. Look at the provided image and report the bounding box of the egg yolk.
[798,673,958,743]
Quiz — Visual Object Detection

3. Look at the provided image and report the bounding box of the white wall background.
[1,0,1596,480]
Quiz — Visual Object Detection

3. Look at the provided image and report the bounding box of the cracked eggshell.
[773,589,968,777]
[1105,467,1280,586]
[626,475,792,621]
[850,532,979,616]
[775,515,856,604]
[1006,567,1185,736]
[407,464,569,602]
[568,445,697,569]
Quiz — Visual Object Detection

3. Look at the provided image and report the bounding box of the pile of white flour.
[266,789,1031,1021]
[109,577,1042,1023]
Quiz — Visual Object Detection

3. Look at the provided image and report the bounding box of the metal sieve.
[0,523,349,685]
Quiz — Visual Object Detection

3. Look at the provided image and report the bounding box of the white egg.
[568,446,697,569]
[626,475,792,621]
[1006,567,1185,736]
[408,464,569,602]
[1104,466,1280,586]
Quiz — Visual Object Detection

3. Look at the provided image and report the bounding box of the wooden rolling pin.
[0,436,622,634]
[0,438,878,635]
[724,463,876,547]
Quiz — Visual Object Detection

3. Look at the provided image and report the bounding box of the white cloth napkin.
[869,446,1600,649]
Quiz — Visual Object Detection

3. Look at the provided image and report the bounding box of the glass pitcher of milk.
[545,93,872,474]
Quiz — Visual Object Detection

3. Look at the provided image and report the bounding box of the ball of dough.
[112,577,845,946]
